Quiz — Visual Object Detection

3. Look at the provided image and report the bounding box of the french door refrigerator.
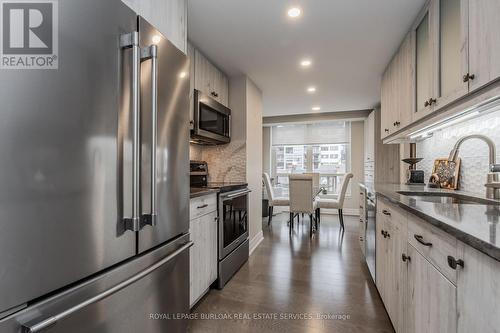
[0,0,191,332]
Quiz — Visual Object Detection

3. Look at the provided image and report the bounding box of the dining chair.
[288,174,318,237]
[262,173,289,226]
[317,173,354,231]
[303,172,320,190]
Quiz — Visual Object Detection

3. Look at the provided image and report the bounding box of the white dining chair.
[303,172,320,189]
[317,173,354,231]
[262,173,289,226]
[289,174,318,237]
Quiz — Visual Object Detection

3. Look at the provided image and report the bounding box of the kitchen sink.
[396,191,500,205]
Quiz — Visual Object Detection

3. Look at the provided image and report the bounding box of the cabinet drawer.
[190,194,217,220]
[377,197,407,230]
[408,215,458,284]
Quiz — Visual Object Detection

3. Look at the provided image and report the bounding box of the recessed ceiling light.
[151,35,161,44]
[307,86,316,93]
[312,106,321,111]
[287,7,301,18]
[300,59,312,67]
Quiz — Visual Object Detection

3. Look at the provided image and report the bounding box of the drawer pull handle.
[414,234,432,247]
[402,253,411,262]
[447,256,464,270]
[382,209,391,216]
[197,204,208,209]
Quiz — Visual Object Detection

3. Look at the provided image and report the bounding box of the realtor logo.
[1,0,58,69]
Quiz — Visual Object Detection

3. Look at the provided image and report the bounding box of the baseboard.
[249,230,264,256]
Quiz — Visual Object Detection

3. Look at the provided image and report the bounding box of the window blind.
[271,121,351,146]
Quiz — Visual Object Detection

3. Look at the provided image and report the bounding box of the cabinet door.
[434,0,469,109]
[381,62,397,139]
[385,212,407,333]
[414,6,435,120]
[457,242,500,332]
[375,214,387,300]
[407,245,457,333]
[219,74,229,106]
[397,32,415,130]
[468,0,500,92]
[194,49,211,94]
[201,211,218,284]
[189,210,218,307]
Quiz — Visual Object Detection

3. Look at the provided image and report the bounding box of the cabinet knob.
[384,128,389,133]
[395,121,400,126]
[447,256,464,269]
[402,253,411,262]
[424,100,429,107]
[429,98,436,105]
[463,73,475,82]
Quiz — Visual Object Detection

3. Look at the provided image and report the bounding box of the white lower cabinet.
[406,244,457,333]
[189,195,218,308]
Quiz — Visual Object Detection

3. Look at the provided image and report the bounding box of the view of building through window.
[270,121,351,196]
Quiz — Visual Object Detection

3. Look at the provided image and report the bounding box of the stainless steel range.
[190,161,250,288]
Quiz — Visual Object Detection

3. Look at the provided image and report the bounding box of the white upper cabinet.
[121,0,187,53]
[468,0,500,92]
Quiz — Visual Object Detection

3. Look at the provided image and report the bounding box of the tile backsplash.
[190,140,246,183]
[417,110,500,195]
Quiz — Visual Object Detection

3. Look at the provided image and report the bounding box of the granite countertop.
[190,188,219,199]
[359,182,500,261]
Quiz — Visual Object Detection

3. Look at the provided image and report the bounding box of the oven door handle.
[224,189,252,199]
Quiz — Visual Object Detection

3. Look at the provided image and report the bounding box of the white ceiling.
[187,0,425,117]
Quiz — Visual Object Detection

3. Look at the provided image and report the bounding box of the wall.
[417,110,500,195]
[262,127,271,175]
[244,78,263,241]
[345,121,364,212]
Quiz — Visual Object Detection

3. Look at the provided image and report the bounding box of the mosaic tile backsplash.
[190,141,247,183]
[417,110,500,195]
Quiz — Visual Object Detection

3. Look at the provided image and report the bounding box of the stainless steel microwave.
[191,89,231,145]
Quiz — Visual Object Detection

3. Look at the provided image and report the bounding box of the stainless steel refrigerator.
[0,0,191,332]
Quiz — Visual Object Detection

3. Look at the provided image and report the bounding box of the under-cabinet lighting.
[409,95,500,141]
[311,106,321,111]
[307,86,316,93]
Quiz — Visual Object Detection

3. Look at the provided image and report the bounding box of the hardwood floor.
[188,213,394,333]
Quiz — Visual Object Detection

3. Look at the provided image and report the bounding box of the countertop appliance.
[0,1,191,331]
[403,143,425,184]
[190,161,249,288]
[191,89,231,145]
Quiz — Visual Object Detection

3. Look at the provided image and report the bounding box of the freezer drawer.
[0,234,191,333]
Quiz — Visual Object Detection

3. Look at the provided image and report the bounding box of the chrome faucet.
[448,134,500,199]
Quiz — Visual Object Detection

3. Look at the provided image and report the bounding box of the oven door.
[193,90,231,144]
[218,189,250,259]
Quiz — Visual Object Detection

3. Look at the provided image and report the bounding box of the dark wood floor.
[188,212,394,333]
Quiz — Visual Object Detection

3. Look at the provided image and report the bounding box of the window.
[270,121,351,196]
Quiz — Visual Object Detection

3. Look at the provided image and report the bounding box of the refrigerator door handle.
[120,32,141,232]
[22,241,194,333]
[140,45,158,229]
